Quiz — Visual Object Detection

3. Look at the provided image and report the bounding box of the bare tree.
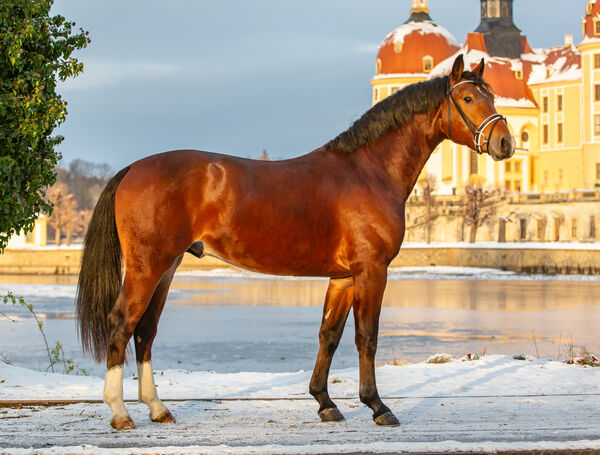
[259,149,271,161]
[417,173,439,244]
[533,213,548,242]
[552,211,565,242]
[47,182,81,246]
[462,182,501,243]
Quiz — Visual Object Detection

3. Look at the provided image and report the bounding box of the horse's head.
[445,54,514,161]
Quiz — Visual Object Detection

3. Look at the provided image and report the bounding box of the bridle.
[447,80,506,155]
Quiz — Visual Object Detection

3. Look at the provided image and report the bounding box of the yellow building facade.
[371,0,600,195]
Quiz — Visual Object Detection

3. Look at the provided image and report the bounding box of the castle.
[371,0,600,195]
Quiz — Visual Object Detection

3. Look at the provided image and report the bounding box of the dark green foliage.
[0,0,89,250]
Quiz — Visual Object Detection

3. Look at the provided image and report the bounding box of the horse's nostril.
[501,137,510,154]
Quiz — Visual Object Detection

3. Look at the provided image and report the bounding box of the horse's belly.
[201,239,349,278]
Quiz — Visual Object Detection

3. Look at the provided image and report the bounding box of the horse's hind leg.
[309,276,353,422]
[352,264,399,426]
[103,258,176,430]
[134,254,183,423]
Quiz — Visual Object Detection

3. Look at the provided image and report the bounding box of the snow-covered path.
[2,355,600,453]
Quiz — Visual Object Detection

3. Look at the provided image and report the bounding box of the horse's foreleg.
[104,271,163,430]
[134,255,183,424]
[352,263,399,426]
[309,276,353,422]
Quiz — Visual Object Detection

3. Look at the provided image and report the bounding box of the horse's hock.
[0,246,598,275]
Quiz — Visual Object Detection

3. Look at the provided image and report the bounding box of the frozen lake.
[1,267,599,378]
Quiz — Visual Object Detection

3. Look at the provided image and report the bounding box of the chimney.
[564,34,574,47]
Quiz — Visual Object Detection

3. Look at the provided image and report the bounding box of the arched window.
[375,58,382,75]
[423,56,434,73]
[487,0,499,18]
[394,41,403,53]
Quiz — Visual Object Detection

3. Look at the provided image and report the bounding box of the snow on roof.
[381,20,459,48]
[528,44,582,85]
[495,96,538,108]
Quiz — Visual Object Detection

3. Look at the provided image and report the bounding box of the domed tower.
[370,0,459,105]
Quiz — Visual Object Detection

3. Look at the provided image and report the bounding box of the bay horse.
[76,55,514,430]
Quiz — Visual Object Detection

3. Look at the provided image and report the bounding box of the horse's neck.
[359,112,446,200]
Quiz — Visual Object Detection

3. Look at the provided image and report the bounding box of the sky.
[50,0,590,171]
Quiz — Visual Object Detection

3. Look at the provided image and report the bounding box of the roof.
[430,33,538,108]
[376,20,460,76]
[583,0,600,40]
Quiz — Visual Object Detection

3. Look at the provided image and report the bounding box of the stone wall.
[1,246,598,275]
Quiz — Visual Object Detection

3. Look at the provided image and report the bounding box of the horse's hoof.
[152,410,176,423]
[374,411,400,426]
[111,415,137,430]
[318,407,345,422]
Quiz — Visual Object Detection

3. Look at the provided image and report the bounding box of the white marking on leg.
[324,308,332,320]
[137,360,170,420]
[103,365,129,421]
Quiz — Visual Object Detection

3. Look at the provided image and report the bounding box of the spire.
[411,0,429,13]
[406,0,432,23]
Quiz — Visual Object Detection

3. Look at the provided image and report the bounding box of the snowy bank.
[2,355,600,402]
[2,356,600,453]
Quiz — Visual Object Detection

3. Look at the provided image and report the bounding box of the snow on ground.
[175,265,600,282]
[2,355,600,453]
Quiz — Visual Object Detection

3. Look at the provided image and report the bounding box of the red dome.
[376,20,460,75]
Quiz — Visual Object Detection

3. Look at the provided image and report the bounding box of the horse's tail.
[76,166,130,363]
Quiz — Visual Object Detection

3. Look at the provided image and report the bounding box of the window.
[391,86,400,95]
[375,59,382,75]
[521,131,529,142]
[543,96,548,112]
[515,161,522,173]
[515,69,523,80]
[557,94,563,111]
[543,124,549,144]
[596,163,600,179]
[544,170,549,186]
[596,19,600,35]
[469,150,478,175]
[505,161,512,172]
[588,2,594,15]
[423,56,434,73]
[373,88,379,104]
[487,0,499,17]
[595,54,600,68]
[558,169,564,185]
[393,41,403,53]
[572,218,578,239]
[595,84,600,101]
[505,180,511,191]
[595,114,600,136]
[557,123,563,143]
[502,5,508,16]
[515,180,521,192]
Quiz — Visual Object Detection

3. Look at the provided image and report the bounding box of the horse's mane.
[327,71,492,154]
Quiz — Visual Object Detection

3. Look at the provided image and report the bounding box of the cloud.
[59,60,181,91]
[352,43,379,54]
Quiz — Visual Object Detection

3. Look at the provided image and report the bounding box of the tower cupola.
[407,0,432,23]
[475,0,522,58]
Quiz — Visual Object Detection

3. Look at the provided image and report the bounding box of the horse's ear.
[473,58,485,78]
[450,54,464,85]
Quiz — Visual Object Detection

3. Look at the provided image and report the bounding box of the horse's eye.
[464,96,473,104]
